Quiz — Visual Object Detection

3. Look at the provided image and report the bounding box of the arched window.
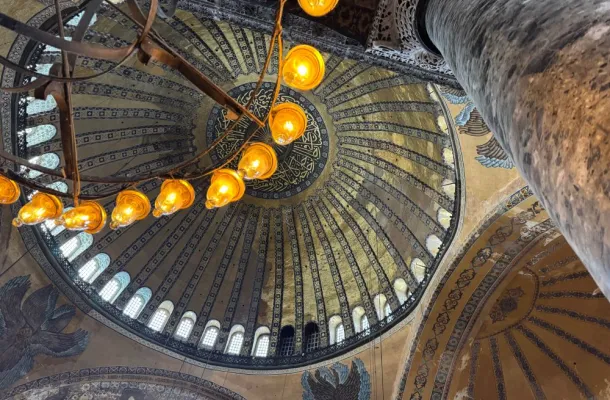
[67,10,98,27]
[225,325,245,355]
[26,96,57,115]
[352,306,366,333]
[175,311,197,340]
[60,232,93,262]
[200,320,221,349]
[336,323,345,343]
[123,287,152,319]
[44,206,72,236]
[426,235,442,257]
[27,153,60,178]
[437,208,452,229]
[99,272,130,303]
[78,253,110,283]
[437,115,448,134]
[385,303,393,322]
[394,278,409,304]
[373,294,388,321]
[35,63,52,75]
[441,179,456,198]
[304,322,321,352]
[328,315,344,345]
[21,125,56,147]
[148,300,174,332]
[411,258,427,283]
[46,181,68,193]
[252,326,271,357]
[278,326,295,356]
[361,315,370,332]
[442,147,454,166]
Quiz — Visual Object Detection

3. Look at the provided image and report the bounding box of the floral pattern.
[0,276,89,389]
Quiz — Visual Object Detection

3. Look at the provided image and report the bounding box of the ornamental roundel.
[206,82,329,199]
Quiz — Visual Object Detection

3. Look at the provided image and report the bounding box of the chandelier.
[0,0,336,234]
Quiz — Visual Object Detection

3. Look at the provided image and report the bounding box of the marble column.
[423,0,610,295]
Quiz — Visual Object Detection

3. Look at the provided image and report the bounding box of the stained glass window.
[200,326,219,349]
[78,253,110,283]
[123,287,152,319]
[27,153,60,178]
[148,301,174,332]
[336,324,345,343]
[60,232,93,261]
[26,96,57,115]
[254,334,269,357]
[175,312,196,340]
[23,125,56,147]
[226,332,244,355]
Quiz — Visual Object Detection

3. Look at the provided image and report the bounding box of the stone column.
[423,0,610,295]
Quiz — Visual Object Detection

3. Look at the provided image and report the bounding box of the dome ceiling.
[6,3,461,368]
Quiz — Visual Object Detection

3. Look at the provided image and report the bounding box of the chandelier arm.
[53,0,81,204]
[0,168,133,201]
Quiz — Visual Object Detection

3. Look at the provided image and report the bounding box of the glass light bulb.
[56,201,107,234]
[12,192,63,227]
[269,103,308,145]
[282,45,325,91]
[299,0,337,16]
[205,169,245,210]
[237,143,278,180]
[110,190,151,230]
[0,176,20,205]
[153,180,195,218]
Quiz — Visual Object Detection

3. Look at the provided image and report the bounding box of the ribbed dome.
[8,3,461,368]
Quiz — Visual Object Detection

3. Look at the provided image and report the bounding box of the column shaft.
[425,0,610,294]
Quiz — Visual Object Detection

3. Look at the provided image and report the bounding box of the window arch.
[123,287,152,319]
[441,179,456,198]
[442,147,454,166]
[148,300,174,332]
[99,272,130,303]
[278,325,295,356]
[328,315,344,345]
[411,258,427,283]
[252,326,271,357]
[304,322,321,352]
[352,306,367,333]
[27,153,60,178]
[426,235,443,257]
[21,125,56,147]
[394,278,409,304]
[78,253,110,283]
[175,311,197,340]
[373,294,388,321]
[200,320,221,349]
[26,96,57,115]
[437,208,452,229]
[60,232,93,262]
[225,325,245,355]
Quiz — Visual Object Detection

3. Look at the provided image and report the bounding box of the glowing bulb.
[237,143,278,180]
[282,45,325,91]
[299,0,338,16]
[0,176,20,205]
[110,190,151,230]
[269,103,307,145]
[153,179,195,218]
[12,192,63,227]
[56,201,107,234]
[205,169,245,209]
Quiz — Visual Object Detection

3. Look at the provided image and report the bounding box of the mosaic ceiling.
[2,2,460,368]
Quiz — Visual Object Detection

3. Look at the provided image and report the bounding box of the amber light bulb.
[282,45,325,91]
[269,103,308,145]
[298,0,338,17]
[153,179,195,218]
[110,190,151,230]
[205,169,245,210]
[238,143,278,180]
[0,175,21,205]
[56,201,107,234]
[12,192,63,227]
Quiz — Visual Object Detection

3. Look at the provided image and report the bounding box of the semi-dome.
[6,3,461,368]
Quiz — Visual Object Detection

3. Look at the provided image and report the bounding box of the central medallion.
[206,82,329,199]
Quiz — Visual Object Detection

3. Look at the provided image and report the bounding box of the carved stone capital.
[367,0,452,76]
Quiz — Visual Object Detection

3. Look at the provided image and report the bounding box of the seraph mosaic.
[440,87,515,170]
[302,358,371,400]
[0,276,88,389]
